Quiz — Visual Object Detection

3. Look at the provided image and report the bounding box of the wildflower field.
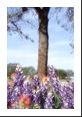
[7,65,74,109]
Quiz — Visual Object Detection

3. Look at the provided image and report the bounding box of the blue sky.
[7,8,74,71]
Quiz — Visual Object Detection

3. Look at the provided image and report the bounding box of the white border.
[0,0,81,116]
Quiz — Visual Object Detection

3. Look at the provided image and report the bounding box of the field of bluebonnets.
[7,64,74,109]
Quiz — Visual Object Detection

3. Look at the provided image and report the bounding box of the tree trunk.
[38,8,49,80]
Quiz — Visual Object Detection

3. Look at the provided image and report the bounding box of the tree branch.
[9,21,34,42]
[34,7,41,14]
[22,7,28,12]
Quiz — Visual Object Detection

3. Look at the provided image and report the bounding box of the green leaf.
[53,93,61,109]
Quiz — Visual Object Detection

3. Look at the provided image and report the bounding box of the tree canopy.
[7,7,74,40]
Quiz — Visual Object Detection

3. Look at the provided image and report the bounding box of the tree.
[34,8,50,79]
[56,69,67,80]
[66,70,74,79]
[23,66,36,76]
[7,63,18,76]
[7,7,74,80]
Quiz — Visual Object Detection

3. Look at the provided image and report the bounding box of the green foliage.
[30,103,41,109]
[7,63,36,77]
[7,63,17,76]
[22,66,36,76]
[66,70,74,77]
[57,69,67,80]
[53,93,61,109]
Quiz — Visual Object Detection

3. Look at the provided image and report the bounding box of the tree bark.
[37,8,49,80]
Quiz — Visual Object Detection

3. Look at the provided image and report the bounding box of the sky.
[7,8,74,71]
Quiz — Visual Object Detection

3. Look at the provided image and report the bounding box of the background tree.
[22,66,36,76]
[7,63,17,77]
[56,69,67,80]
[7,7,74,80]
[7,63,36,77]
